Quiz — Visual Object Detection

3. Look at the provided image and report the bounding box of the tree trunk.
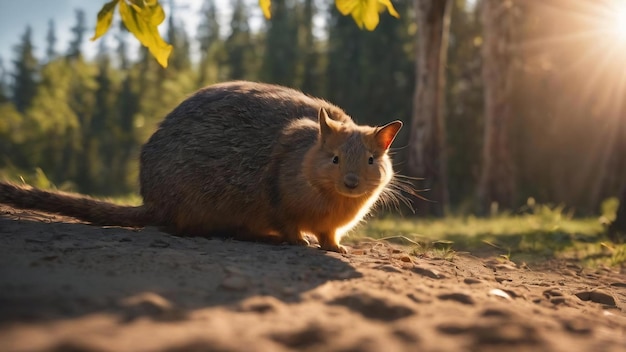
[477,0,516,214]
[407,0,452,217]
[609,187,626,240]
[608,100,626,241]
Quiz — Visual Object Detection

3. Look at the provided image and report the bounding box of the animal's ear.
[375,120,403,150]
[318,108,334,139]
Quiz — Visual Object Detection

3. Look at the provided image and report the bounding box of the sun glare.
[609,2,626,41]
[518,0,626,194]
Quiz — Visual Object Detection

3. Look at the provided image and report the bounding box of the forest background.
[0,0,624,222]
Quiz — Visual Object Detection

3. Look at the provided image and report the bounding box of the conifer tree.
[327,11,362,113]
[197,0,224,85]
[66,8,97,192]
[91,44,118,193]
[27,58,77,182]
[0,58,8,103]
[225,0,252,80]
[46,19,58,61]
[67,9,86,59]
[261,0,298,86]
[327,7,415,122]
[113,70,139,193]
[0,57,21,167]
[11,26,38,114]
[299,0,323,96]
[116,23,130,70]
[166,8,191,73]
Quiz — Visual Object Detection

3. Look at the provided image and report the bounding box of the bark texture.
[407,0,452,217]
[477,0,517,214]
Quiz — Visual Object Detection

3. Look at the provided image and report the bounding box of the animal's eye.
[368,156,374,165]
[332,156,339,164]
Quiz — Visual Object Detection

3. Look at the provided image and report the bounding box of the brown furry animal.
[0,81,405,253]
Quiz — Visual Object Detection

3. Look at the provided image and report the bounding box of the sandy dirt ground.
[1,205,626,352]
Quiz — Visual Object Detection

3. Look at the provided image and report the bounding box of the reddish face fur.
[286,109,403,252]
[307,109,402,199]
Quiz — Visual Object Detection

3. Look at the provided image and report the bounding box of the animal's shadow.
[0,213,361,324]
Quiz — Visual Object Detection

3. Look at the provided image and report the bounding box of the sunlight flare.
[607,1,626,41]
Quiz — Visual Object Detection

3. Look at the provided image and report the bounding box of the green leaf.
[119,0,172,68]
[260,0,272,19]
[91,0,119,41]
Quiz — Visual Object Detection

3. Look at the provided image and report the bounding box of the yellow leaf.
[335,0,400,31]
[336,0,358,16]
[91,0,119,41]
[259,0,272,19]
[119,0,172,68]
[150,4,166,25]
[378,0,399,18]
[361,0,380,30]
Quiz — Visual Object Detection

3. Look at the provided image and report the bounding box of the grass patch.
[353,203,625,268]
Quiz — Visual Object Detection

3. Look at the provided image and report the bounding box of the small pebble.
[399,255,412,263]
[438,292,475,305]
[489,288,512,300]
[575,290,616,306]
[413,266,445,279]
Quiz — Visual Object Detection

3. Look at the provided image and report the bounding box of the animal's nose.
[343,173,359,189]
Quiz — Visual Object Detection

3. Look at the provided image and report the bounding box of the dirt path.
[1,205,626,351]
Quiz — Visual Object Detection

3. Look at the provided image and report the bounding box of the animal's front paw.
[320,243,348,254]
[283,236,310,247]
[287,237,310,247]
[279,230,310,247]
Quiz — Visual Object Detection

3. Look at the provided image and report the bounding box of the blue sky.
[0,0,243,64]
[0,0,101,60]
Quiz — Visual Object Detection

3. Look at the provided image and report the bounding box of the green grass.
[351,202,626,268]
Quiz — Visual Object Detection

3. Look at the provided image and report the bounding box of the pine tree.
[11,26,38,114]
[0,57,22,167]
[198,0,221,53]
[225,0,252,80]
[0,58,9,103]
[326,1,414,124]
[261,0,298,86]
[114,69,139,193]
[197,0,224,85]
[326,11,363,114]
[46,19,58,61]
[26,59,78,181]
[67,9,86,59]
[299,0,323,96]
[91,44,119,193]
[0,101,22,167]
[166,8,191,72]
[66,8,97,192]
[116,22,130,70]
[111,22,137,193]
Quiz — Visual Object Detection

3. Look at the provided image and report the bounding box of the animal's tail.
[0,182,153,227]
